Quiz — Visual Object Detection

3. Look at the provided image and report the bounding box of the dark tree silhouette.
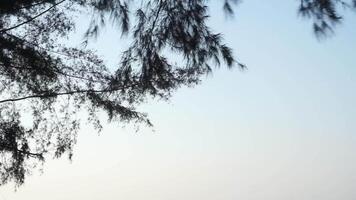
[0,0,354,187]
[298,0,356,37]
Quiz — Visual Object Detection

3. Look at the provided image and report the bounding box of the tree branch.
[149,0,164,35]
[0,0,67,33]
[0,83,138,104]
[16,149,43,158]
[0,89,110,104]
[0,144,43,158]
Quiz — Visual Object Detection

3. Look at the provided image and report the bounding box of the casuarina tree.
[0,0,354,187]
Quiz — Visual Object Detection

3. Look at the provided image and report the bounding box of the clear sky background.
[1,0,356,199]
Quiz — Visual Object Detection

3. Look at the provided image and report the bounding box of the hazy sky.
[1,0,356,199]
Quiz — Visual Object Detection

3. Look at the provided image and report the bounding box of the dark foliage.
[298,0,356,37]
[0,0,354,187]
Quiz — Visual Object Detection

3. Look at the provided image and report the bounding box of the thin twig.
[0,0,67,33]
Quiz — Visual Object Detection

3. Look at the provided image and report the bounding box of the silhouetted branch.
[0,144,43,158]
[16,149,43,158]
[150,0,164,34]
[0,0,67,33]
[0,82,139,104]
[0,89,111,104]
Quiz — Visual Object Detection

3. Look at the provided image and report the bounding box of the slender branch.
[0,89,111,104]
[16,149,43,158]
[9,64,106,83]
[149,0,164,34]
[0,145,43,158]
[0,82,138,104]
[0,0,67,33]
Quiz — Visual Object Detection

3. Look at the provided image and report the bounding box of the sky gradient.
[1,0,356,199]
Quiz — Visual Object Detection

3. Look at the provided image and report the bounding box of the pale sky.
[1,0,356,199]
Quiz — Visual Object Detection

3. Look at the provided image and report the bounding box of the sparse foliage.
[298,0,356,37]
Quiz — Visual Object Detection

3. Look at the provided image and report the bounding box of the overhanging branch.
[0,0,67,33]
[0,83,138,104]
[0,89,111,104]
